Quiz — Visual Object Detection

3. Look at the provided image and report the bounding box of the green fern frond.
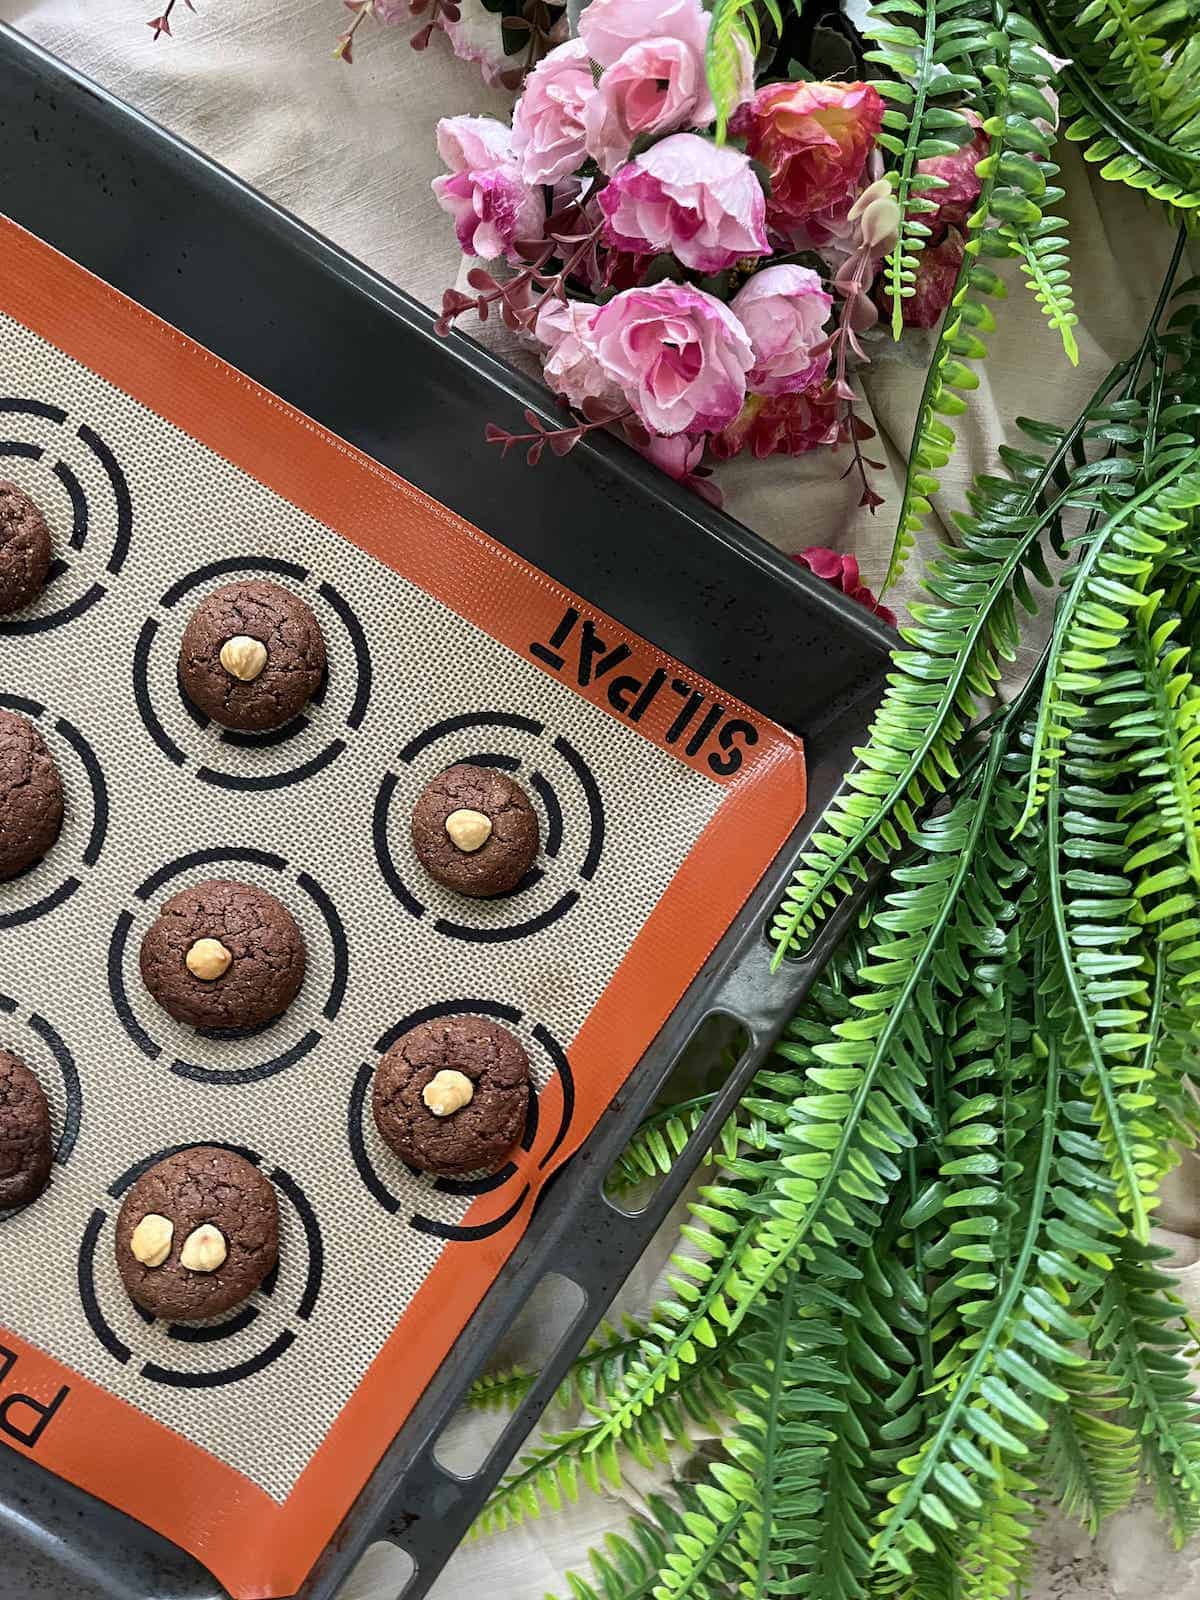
[1072,0,1176,121]
[771,375,1136,958]
[878,5,1075,587]
[606,1096,723,1196]
[472,1351,732,1540]
[548,1496,693,1600]
[1043,1361,1140,1534]
[1017,443,1200,836]
[1002,210,1080,364]
[1092,1236,1200,1545]
[1118,600,1200,890]
[864,0,981,341]
[1030,0,1200,221]
[955,1459,1040,1600]
[872,1015,1070,1574]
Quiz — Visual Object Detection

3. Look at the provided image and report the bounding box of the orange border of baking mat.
[0,213,806,1599]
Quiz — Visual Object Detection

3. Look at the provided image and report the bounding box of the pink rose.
[432,115,545,263]
[512,40,594,186]
[579,0,752,174]
[730,264,831,396]
[578,0,707,67]
[734,81,885,228]
[534,298,626,414]
[915,110,988,236]
[709,381,843,460]
[582,40,706,174]
[589,282,754,436]
[598,135,768,272]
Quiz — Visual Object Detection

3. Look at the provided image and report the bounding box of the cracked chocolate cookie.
[139,878,306,1029]
[411,764,540,897]
[178,579,326,732]
[0,1051,53,1209]
[372,1015,530,1176]
[0,482,52,616]
[115,1146,279,1320]
[0,709,64,881]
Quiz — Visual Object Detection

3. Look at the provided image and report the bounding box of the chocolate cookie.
[0,709,64,881]
[372,1015,530,1176]
[139,878,306,1029]
[411,764,539,897]
[0,1051,53,1208]
[0,482,52,616]
[115,1146,279,1320]
[178,580,326,732]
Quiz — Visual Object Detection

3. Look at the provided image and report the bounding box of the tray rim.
[0,22,894,1600]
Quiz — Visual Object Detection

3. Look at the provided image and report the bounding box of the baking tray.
[0,23,892,1600]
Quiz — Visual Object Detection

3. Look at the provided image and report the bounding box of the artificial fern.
[865,0,1079,585]
[1029,0,1200,222]
[864,0,982,341]
[464,235,1200,1600]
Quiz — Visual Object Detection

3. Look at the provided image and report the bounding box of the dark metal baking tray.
[0,23,892,1600]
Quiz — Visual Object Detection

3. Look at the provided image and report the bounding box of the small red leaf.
[548,430,581,456]
[148,14,171,36]
[410,21,435,47]
[466,267,495,291]
[484,423,509,444]
[526,441,544,467]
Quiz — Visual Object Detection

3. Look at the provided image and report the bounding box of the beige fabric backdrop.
[0,3,1198,1596]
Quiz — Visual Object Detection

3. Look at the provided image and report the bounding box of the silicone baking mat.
[0,214,807,1600]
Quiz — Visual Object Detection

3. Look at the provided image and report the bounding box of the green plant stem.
[752,1269,798,1595]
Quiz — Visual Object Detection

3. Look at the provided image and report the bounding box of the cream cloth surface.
[0,4,1198,1598]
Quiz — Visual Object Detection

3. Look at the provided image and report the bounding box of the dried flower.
[598,134,768,273]
[432,115,545,263]
[588,282,754,436]
[730,264,832,397]
[734,80,885,229]
[147,0,194,40]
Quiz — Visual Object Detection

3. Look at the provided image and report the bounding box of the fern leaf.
[1018,445,1200,834]
[1043,1361,1140,1534]
[1003,212,1080,364]
[771,369,1134,958]
[1093,1237,1200,1545]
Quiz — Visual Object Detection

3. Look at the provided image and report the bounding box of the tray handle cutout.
[353,894,865,1600]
